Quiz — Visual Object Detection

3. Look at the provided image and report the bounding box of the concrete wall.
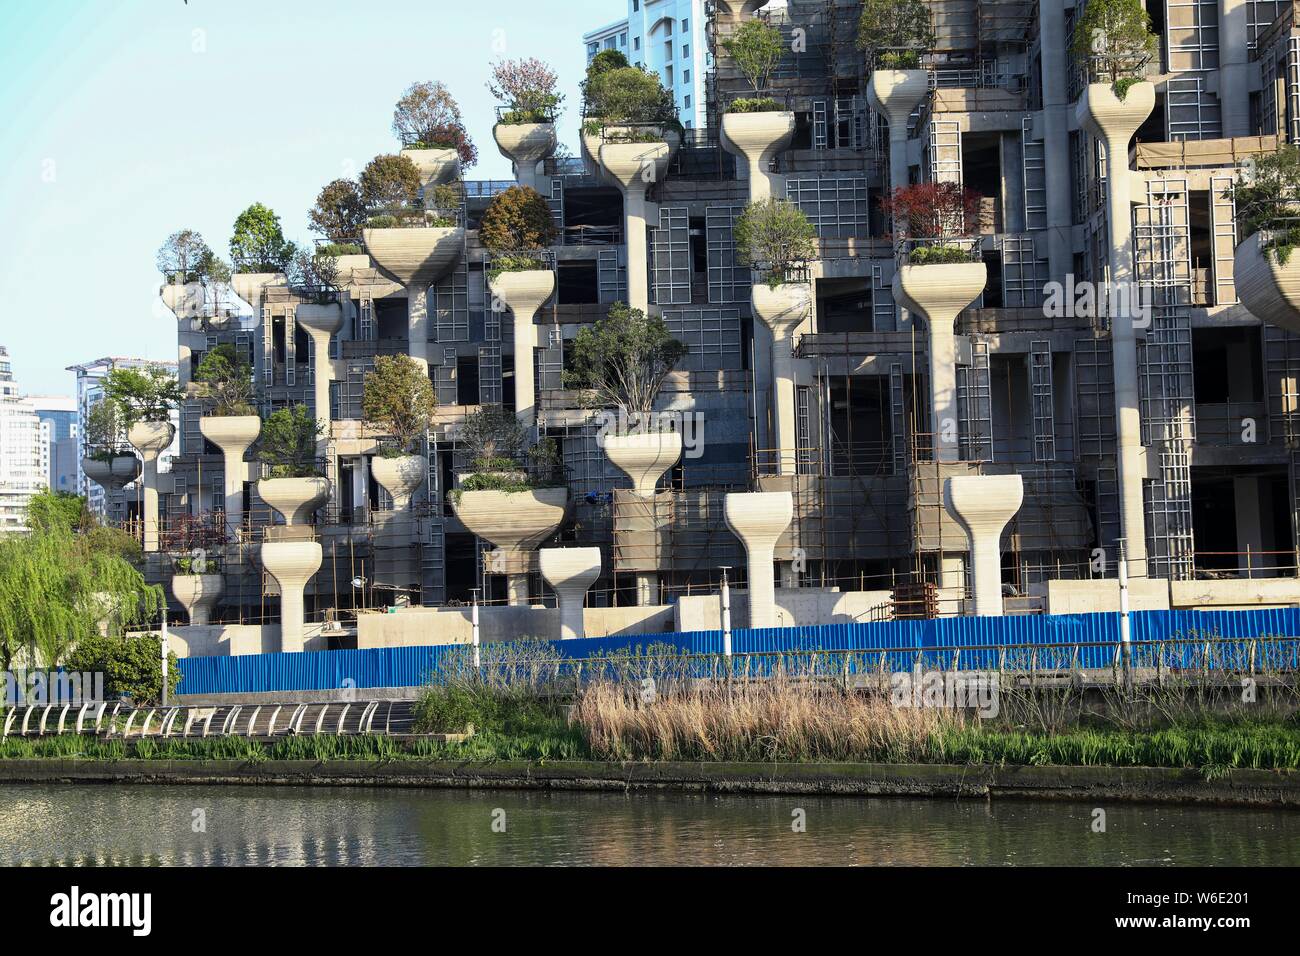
[1030,579,1171,615]
[675,589,894,632]
[356,603,676,650]
[1169,578,1300,611]
[169,623,331,658]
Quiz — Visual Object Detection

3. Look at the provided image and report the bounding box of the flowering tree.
[391,81,478,166]
[488,57,565,123]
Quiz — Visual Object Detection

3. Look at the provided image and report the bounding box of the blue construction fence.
[175,607,1300,696]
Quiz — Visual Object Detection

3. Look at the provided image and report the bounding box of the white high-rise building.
[0,346,46,532]
[584,0,711,131]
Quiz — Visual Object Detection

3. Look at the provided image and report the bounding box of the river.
[0,785,1295,866]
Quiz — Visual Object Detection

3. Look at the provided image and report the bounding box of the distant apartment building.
[30,396,80,495]
[586,0,710,130]
[0,346,46,532]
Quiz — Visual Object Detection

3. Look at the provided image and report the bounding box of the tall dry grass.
[572,677,964,763]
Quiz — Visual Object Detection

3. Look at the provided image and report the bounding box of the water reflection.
[0,785,1295,866]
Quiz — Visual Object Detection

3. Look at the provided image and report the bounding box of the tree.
[856,0,936,68]
[563,303,687,419]
[194,344,255,417]
[360,153,422,213]
[0,492,162,674]
[102,365,183,427]
[391,81,478,166]
[229,202,296,273]
[362,354,438,455]
[488,57,565,122]
[733,198,818,286]
[1070,0,1158,98]
[478,186,557,254]
[258,405,322,478]
[286,248,341,305]
[460,404,528,468]
[84,399,124,458]
[309,179,367,240]
[583,67,677,126]
[66,633,178,704]
[156,229,215,284]
[1225,145,1300,264]
[879,182,984,242]
[722,19,784,95]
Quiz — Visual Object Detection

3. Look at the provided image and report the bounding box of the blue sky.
[0,0,616,395]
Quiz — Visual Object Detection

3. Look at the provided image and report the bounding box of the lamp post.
[1117,539,1132,693]
[160,609,170,707]
[470,588,482,669]
[719,567,732,658]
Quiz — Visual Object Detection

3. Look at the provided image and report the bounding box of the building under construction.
[127,0,1300,651]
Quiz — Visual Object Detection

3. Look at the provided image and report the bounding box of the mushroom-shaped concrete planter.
[540,547,602,640]
[199,414,260,531]
[944,474,1024,617]
[494,122,558,188]
[257,476,331,526]
[598,139,673,190]
[260,540,323,653]
[720,110,796,200]
[81,454,141,492]
[603,430,683,495]
[361,226,466,288]
[752,282,812,474]
[372,454,427,510]
[295,303,344,443]
[1234,231,1300,332]
[488,268,555,423]
[159,282,207,322]
[171,572,223,626]
[724,491,794,629]
[128,420,176,553]
[400,147,461,192]
[867,69,930,189]
[714,0,771,18]
[1075,81,1156,155]
[231,272,286,315]
[451,485,570,605]
[892,260,987,461]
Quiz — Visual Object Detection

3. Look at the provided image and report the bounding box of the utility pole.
[719,567,732,658]
[1118,538,1132,694]
[470,588,481,669]
[160,607,170,707]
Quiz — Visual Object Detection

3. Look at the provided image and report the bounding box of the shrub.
[583,66,678,129]
[459,404,527,469]
[66,633,179,705]
[258,405,322,478]
[360,153,422,212]
[733,198,818,287]
[229,202,296,274]
[156,229,218,285]
[102,365,183,427]
[1070,0,1158,100]
[316,242,363,257]
[722,19,784,96]
[85,398,124,456]
[563,302,687,419]
[728,97,784,114]
[309,179,366,242]
[479,185,557,254]
[879,181,983,244]
[362,354,437,455]
[488,57,565,123]
[1224,145,1300,265]
[194,343,255,417]
[391,81,478,166]
[907,244,977,265]
[857,0,935,68]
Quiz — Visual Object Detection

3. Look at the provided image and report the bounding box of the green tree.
[856,0,935,68]
[563,303,687,418]
[583,67,677,126]
[733,198,818,286]
[362,354,438,455]
[478,186,557,254]
[1225,144,1300,264]
[460,404,528,468]
[229,202,296,273]
[0,492,162,673]
[309,178,367,240]
[84,399,124,459]
[722,19,784,95]
[194,344,255,417]
[391,81,478,166]
[102,365,183,427]
[155,229,215,284]
[258,405,322,478]
[360,153,423,213]
[1070,0,1158,99]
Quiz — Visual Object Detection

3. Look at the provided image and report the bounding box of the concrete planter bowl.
[170,573,223,626]
[199,414,261,455]
[451,487,569,551]
[127,420,175,457]
[159,281,207,321]
[295,302,344,338]
[362,227,465,287]
[603,431,683,495]
[487,268,556,315]
[231,272,286,314]
[1234,231,1300,332]
[257,476,331,526]
[751,282,812,338]
[1075,81,1156,148]
[371,454,427,510]
[893,260,988,325]
[493,122,558,170]
[720,110,796,181]
[81,454,141,491]
[400,147,461,191]
[866,69,930,128]
[598,140,672,191]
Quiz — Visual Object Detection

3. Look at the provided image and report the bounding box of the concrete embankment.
[0,759,1297,808]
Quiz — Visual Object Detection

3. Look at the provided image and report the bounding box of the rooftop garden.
[880,182,985,264]
[856,0,935,71]
[721,19,785,112]
[392,81,478,167]
[1069,0,1158,100]
[489,57,565,125]
[480,185,558,278]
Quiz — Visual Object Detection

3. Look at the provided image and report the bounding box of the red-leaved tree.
[879,182,983,241]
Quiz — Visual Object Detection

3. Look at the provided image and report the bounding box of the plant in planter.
[310,178,367,243]
[489,57,565,124]
[103,365,184,432]
[361,153,424,226]
[286,248,341,305]
[722,19,784,110]
[194,344,255,417]
[80,398,140,491]
[480,186,558,276]
[458,404,530,486]
[583,65,680,131]
[733,198,818,287]
[229,202,297,274]
[856,0,935,70]
[1225,145,1300,330]
[879,181,984,263]
[256,404,329,526]
[1069,0,1158,101]
[156,229,216,286]
[363,354,437,510]
[392,81,478,167]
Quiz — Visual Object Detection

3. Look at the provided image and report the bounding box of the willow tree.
[0,492,162,672]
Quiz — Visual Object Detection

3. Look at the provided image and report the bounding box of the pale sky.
[0,0,617,395]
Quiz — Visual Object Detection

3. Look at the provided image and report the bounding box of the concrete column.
[506,571,530,606]
[867,70,930,196]
[724,492,794,629]
[295,303,343,454]
[261,541,323,653]
[1218,0,1251,137]
[599,141,670,315]
[1079,82,1155,572]
[489,270,555,426]
[1234,475,1264,575]
[752,283,812,474]
[944,475,1024,616]
[540,547,602,639]
[198,416,260,536]
[127,421,175,553]
[1038,0,1075,279]
[170,573,223,626]
[493,122,557,191]
[408,284,430,372]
